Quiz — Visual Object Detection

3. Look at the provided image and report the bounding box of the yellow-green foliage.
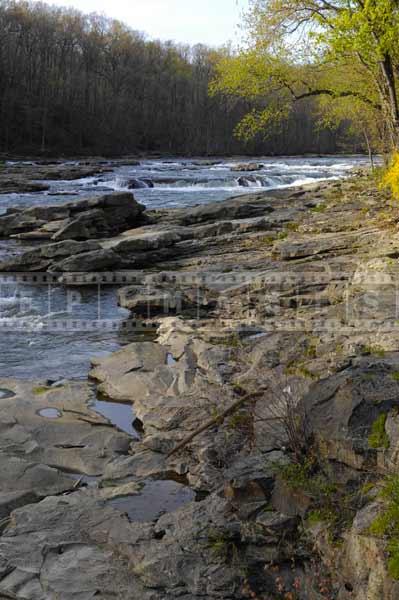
[381,153,399,200]
[368,413,390,450]
[32,386,52,395]
[278,457,336,497]
[370,475,399,580]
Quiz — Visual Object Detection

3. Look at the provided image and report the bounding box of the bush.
[380,153,399,199]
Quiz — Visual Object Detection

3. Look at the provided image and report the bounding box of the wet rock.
[0,162,113,194]
[0,180,49,194]
[127,178,153,189]
[190,160,220,166]
[231,162,263,172]
[237,175,263,187]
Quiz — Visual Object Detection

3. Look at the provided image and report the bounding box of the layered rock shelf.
[1,172,399,598]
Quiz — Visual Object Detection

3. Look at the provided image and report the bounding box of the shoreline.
[0,172,398,598]
[1,151,370,162]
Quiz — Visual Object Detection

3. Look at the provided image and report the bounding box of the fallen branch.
[167,390,265,459]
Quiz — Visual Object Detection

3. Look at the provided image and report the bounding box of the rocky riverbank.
[1,172,399,598]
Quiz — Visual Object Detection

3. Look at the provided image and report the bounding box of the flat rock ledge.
[3,175,399,598]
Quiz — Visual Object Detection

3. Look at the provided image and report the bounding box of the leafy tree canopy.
[211,0,399,151]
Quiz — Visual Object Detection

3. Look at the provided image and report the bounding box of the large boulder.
[301,357,399,470]
[0,192,146,241]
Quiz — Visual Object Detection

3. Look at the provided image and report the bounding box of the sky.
[31,0,248,46]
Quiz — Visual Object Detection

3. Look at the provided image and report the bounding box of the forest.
[0,0,355,156]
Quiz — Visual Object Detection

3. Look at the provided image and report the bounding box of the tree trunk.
[362,127,374,170]
[41,105,47,153]
[379,55,399,149]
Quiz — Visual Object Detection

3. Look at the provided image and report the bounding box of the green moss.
[368,413,390,450]
[278,231,288,240]
[278,459,314,490]
[388,541,399,580]
[296,365,318,380]
[310,204,327,213]
[391,372,399,381]
[361,482,375,495]
[304,341,317,359]
[370,475,399,580]
[259,235,276,246]
[284,361,318,380]
[278,458,336,497]
[360,344,386,358]
[285,222,299,232]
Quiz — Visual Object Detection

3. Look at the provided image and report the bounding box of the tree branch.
[166,390,265,459]
[289,86,381,110]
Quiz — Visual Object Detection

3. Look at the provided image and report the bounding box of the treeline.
[0,0,353,156]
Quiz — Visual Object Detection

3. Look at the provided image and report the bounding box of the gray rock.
[52,248,121,272]
[231,162,263,172]
[180,196,275,225]
[301,358,399,469]
[0,192,146,242]
[110,230,181,253]
[41,240,101,259]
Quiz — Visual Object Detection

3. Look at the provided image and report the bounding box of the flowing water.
[0,155,369,382]
[2,155,369,213]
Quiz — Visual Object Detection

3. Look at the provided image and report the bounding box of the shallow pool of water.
[0,388,16,399]
[38,407,62,419]
[108,479,196,522]
[91,398,140,438]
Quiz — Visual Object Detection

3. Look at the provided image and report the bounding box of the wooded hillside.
[0,0,356,156]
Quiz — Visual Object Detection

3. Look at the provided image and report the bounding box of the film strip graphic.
[0,270,398,333]
[0,318,159,333]
[0,269,397,286]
